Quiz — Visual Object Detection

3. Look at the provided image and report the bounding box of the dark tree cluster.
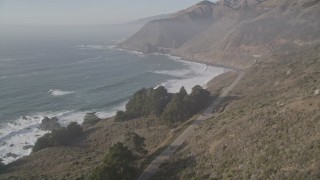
[32,122,83,152]
[89,143,136,180]
[115,85,210,125]
[83,112,101,125]
[89,133,147,179]
[123,132,148,157]
[116,86,171,121]
[162,85,210,124]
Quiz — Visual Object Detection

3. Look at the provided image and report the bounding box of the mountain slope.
[153,43,320,179]
[119,1,217,53]
[120,0,320,68]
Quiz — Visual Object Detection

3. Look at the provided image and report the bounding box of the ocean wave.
[107,45,116,49]
[76,44,107,50]
[153,69,191,77]
[112,47,146,57]
[153,55,229,93]
[0,111,70,164]
[0,71,40,80]
[48,89,75,96]
[0,104,127,164]
[129,52,228,93]
[77,56,108,64]
[90,81,129,93]
[0,46,228,164]
[83,42,145,57]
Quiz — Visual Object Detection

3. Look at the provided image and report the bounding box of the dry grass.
[0,117,170,179]
[153,44,320,179]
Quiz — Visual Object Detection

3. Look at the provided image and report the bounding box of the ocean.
[0,26,227,164]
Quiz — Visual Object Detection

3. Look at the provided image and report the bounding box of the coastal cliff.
[119,0,320,69]
[1,1,320,179]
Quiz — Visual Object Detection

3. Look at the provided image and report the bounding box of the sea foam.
[48,89,75,96]
[154,54,229,93]
[0,103,126,164]
[0,111,66,164]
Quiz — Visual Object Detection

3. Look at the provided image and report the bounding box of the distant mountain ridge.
[119,0,320,69]
[125,14,171,26]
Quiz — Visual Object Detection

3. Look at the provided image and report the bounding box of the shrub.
[115,110,130,121]
[83,112,101,125]
[89,143,136,180]
[66,121,83,136]
[124,132,148,157]
[32,133,54,152]
[162,86,210,124]
[116,86,171,121]
[32,122,83,152]
[162,93,185,123]
[189,85,210,111]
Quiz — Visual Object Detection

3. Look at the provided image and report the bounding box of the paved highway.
[138,71,245,180]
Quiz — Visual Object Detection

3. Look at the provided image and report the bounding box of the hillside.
[119,0,320,69]
[0,117,171,179]
[2,44,318,179]
[119,1,216,53]
[0,85,213,179]
[153,44,320,179]
[1,1,319,179]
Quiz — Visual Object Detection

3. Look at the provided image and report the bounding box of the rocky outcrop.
[141,43,158,53]
[119,0,320,69]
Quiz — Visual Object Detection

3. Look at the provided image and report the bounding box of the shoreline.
[115,46,243,91]
[0,44,228,165]
[115,45,243,72]
[114,45,242,93]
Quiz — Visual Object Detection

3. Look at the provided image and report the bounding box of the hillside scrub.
[124,132,148,157]
[0,113,170,179]
[83,112,102,125]
[153,45,320,179]
[89,142,136,180]
[32,122,83,152]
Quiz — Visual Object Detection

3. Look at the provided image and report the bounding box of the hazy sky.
[0,0,215,25]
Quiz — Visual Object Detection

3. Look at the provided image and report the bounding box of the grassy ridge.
[153,44,320,179]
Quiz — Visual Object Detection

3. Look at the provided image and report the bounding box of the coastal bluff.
[119,0,320,69]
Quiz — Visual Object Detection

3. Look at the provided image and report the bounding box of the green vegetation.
[32,122,83,152]
[83,112,101,125]
[153,45,320,179]
[116,86,171,121]
[162,86,210,124]
[89,142,136,180]
[124,132,148,157]
[90,132,148,179]
[116,85,210,125]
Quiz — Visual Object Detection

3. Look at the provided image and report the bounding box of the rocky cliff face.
[119,0,320,69]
